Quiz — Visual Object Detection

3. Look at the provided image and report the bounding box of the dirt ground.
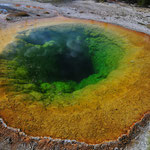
[0,0,150,34]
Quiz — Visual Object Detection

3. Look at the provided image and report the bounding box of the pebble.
[0,9,8,14]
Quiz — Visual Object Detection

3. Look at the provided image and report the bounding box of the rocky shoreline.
[0,112,150,150]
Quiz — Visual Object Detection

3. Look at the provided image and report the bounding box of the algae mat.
[0,17,150,144]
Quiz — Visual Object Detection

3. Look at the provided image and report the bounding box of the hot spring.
[0,17,150,145]
[0,24,124,97]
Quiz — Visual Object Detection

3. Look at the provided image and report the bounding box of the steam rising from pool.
[0,23,124,101]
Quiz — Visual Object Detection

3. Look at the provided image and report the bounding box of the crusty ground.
[0,0,150,34]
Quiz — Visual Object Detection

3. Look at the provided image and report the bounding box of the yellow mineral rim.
[0,17,150,144]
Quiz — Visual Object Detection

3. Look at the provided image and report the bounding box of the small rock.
[6,16,12,21]
[146,24,150,29]
[115,16,120,19]
[90,11,94,14]
[43,11,50,14]
[14,12,30,17]
[5,137,13,144]
[0,9,8,14]
[7,12,29,18]
[138,22,146,26]
[79,11,84,13]
[15,4,21,7]
[6,12,30,21]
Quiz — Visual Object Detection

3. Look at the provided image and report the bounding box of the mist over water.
[17,25,94,83]
[1,24,124,94]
